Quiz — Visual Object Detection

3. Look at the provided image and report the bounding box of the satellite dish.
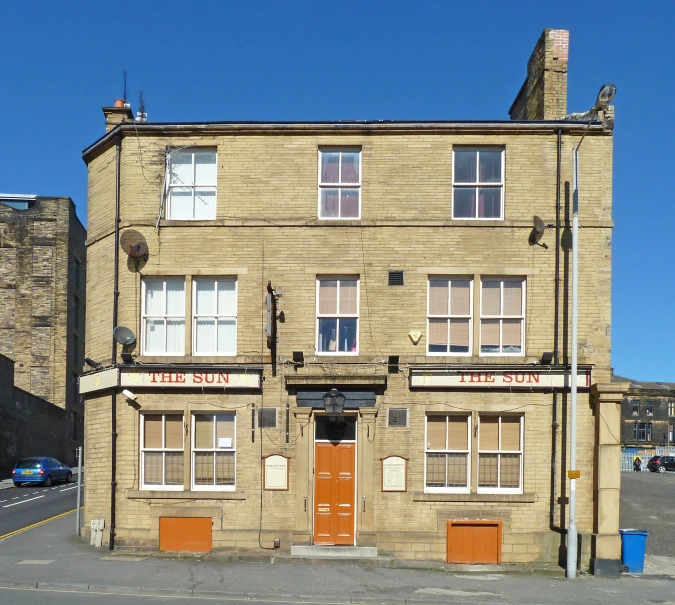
[533,216,547,234]
[120,230,148,258]
[113,326,136,346]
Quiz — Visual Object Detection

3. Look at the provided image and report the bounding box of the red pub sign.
[409,367,591,389]
[119,369,261,389]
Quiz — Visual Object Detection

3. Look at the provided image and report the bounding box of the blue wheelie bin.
[619,529,650,573]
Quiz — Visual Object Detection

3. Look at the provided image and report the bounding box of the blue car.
[12,457,72,487]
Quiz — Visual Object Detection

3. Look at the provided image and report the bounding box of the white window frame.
[426,277,473,356]
[479,278,526,356]
[317,148,362,220]
[315,277,360,356]
[141,278,186,356]
[166,147,217,220]
[452,147,504,220]
[140,413,185,491]
[669,402,675,417]
[191,413,236,492]
[424,415,471,494]
[477,415,523,495]
[192,278,237,356]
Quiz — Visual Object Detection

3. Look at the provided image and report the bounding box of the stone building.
[614,374,675,448]
[0,194,86,473]
[80,29,626,573]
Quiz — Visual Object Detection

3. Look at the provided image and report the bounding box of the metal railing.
[621,447,675,472]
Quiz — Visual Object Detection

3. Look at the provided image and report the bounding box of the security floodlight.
[84,357,103,370]
[594,83,617,111]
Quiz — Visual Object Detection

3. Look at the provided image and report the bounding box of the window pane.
[145,318,165,353]
[502,319,522,352]
[450,280,471,315]
[195,415,214,449]
[165,452,184,485]
[453,188,476,218]
[447,416,468,450]
[478,188,501,218]
[449,319,470,352]
[169,188,193,219]
[194,188,216,220]
[501,417,521,450]
[454,151,477,183]
[481,319,500,353]
[217,319,236,353]
[339,280,358,314]
[318,318,337,352]
[340,189,360,218]
[447,453,468,487]
[482,281,501,315]
[338,318,357,352]
[480,416,499,450]
[503,281,523,315]
[479,454,498,487]
[165,415,183,449]
[194,151,217,185]
[145,281,165,315]
[341,152,360,183]
[321,152,340,183]
[143,452,163,485]
[500,454,520,488]
[196,318,216,353]
[144,416,162,448]
[479,150,502,183]
[426,416,446,450]
[215,452,235,485]
[166,279,185,315]
[194,452,214,485]
[166,319,185,354]
[320,189,339,217]
[319,281,338,314]
[428,318,448,352]
[170,153,193,186]
[217,280,236,315]
[429,281,449,315]
[215,414,235,445]
[196,281,216,315]
[425,453,447,487]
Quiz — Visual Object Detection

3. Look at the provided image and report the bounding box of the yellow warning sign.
[568,470,581,479]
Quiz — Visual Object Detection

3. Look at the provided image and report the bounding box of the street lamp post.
[566,83,617,580]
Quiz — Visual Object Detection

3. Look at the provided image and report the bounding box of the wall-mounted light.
[84,357,103,370]
[388,355,400,374]
[541,352,554,365]
[120,352,134,364]
[292,351,304,368]
[323,388,345,422]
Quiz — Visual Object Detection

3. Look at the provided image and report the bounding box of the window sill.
[126,490,246,500]
[413,492,534,503]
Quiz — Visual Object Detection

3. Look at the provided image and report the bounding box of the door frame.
[312,413,358,545]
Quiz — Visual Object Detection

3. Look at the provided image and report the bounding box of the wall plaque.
[263,455,289,491]
[381,456,408,492]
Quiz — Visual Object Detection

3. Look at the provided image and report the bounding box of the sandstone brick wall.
[82,123,613,564]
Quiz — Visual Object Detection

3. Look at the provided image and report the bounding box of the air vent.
[388,408,408,427]
[258,408,277,428]
[388,271,404,286]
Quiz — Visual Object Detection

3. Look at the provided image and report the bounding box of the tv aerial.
[120,229,148,270]
[529,215,553,250]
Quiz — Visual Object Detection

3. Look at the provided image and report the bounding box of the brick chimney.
[102,99,134,132]
[509,29,569,121]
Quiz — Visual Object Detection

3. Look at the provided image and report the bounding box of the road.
[0,481,82,538]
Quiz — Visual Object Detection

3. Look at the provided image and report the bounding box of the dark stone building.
[614,374,675,448]
[0,195,86,476]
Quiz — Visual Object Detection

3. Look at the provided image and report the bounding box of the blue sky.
[2,2,673,380]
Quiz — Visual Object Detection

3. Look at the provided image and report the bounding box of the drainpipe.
[109,134,121,550]
[550,129,565,535]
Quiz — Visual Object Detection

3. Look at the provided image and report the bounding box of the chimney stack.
[102,99,134,132]
[509,29,569,121]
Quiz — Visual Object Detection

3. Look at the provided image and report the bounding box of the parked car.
[647,455,675,473]
[12,457,72,487]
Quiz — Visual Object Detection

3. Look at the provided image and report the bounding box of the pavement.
[1,513,675,604]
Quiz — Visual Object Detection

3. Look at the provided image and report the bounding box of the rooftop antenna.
[122,71,131,109]
[136,91,147,122]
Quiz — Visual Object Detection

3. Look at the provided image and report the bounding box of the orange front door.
[314,441,355,545]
